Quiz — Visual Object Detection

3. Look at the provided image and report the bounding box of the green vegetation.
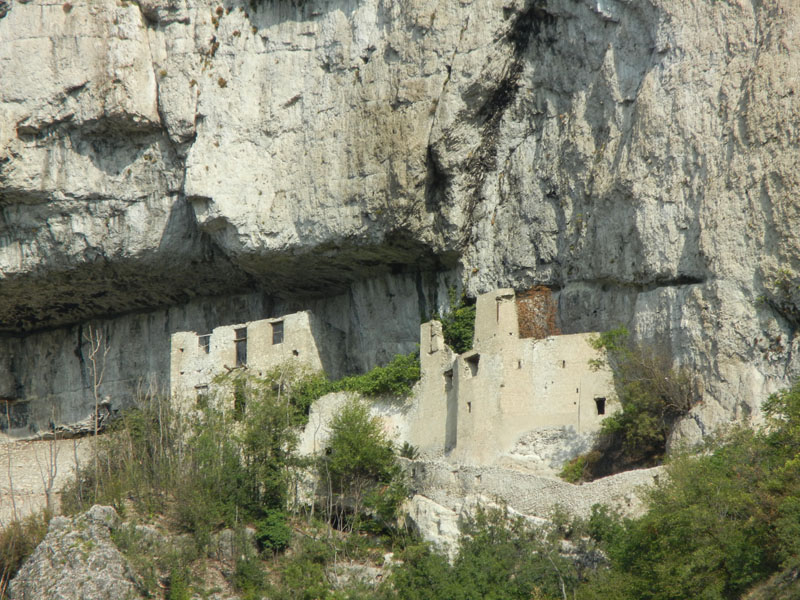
[434,289,476,354]
[561,327,697,481]
[384,507,598,600]
[318,399,408,535]
[577,381,800,600]
[61,375,303,541]
[270,353,421,417]
[385,381,800,600]
[331,352,421,398]
[55,366,411,599]
[0,510,50,596]
[7,343,800,599]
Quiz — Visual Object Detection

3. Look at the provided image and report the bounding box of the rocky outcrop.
[8,505,143,600]
[403,461,660,554]
[1,0,799,438]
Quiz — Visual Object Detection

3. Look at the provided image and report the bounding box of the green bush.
[434,289,476,354]
[578,381,800,600]
[560,454,588,483]
[275,536,334,600]
[175,405,251,536]
[232,553,267,599]
[255,510,292,555]
[318,399,407,533]
[61,393,185,517]
[260,353,421,415]
[399,441,419,460]
[564,327,697,481]
[384,508,596,600]
[334,353,421,398]
[166,564,192,600]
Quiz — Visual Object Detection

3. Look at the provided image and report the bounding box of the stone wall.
[0,271,453,436]
[416,289,613,467]
[170,310,346,404]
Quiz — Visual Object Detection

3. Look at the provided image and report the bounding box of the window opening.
[272,321,284,345]
[444,369,454,392]
[467,401,472,413]
[0,399,28,432]
[465,354,480,377]
[198,334,211,354]
[562,360,566,368]
[195,385,209,408]
[235,327,247,367]
[595,397,606,415]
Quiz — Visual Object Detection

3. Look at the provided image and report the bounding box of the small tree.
[318,399,406,533]
[84,325,109,497]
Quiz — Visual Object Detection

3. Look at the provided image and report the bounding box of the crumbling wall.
[517,286,560,339]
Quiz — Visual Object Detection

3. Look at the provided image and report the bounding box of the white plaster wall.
[473,288,517,350]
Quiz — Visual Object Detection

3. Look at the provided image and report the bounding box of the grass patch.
[0,510,51,596]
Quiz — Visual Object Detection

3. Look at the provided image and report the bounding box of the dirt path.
[0,438,93,525]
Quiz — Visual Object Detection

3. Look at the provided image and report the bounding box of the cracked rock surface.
[8,505,143,600]
[1,0,799,440]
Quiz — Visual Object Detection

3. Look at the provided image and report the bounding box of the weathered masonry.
[173,289,615,471]
[405,289,614,465]
[170,310,343,405]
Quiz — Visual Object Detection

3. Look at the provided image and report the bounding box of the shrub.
[560,454,588,483]
[579,382,800,600]
[334,353,421,398]
[255,510,292,555]
[564,327,697,481]
[318,399,406,533]
[434,289,476,354]
[399,441,419,460]
[61,392,185,517]
[166,564,192,600]
[385,508,597,600]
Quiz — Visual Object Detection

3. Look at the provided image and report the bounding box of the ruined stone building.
[403,289,614,467]
[172,290,614,470]
[170,310,344,407]
[290,288,616,471]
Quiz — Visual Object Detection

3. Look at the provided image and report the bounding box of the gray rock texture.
[1,0,799,439]
[8,505,143,600]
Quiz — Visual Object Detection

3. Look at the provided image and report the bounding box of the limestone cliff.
[0,0,798,440]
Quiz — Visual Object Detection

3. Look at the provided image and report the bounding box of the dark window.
[0,400,28,432]
[198,335,211,354]
[562,360,566,368]
[467,401,472,413]
[444,369,454,391]
[272,321,284,345]
[595,397,606,415]
[465,354,480,377]
[235,327,247,367]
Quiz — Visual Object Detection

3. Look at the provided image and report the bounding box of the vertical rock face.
[0,0,798,439]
